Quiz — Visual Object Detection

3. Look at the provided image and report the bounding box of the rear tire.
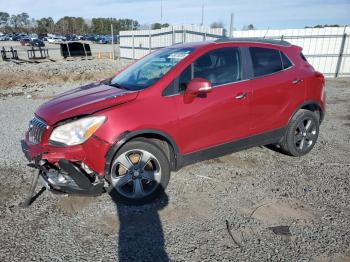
[107,139,170,205]
[280,109,319,157]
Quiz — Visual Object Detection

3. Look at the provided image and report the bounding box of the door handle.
[292,79,303,85]
[235,93,248,100]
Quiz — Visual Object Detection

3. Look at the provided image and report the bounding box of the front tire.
[107,139,170,205]
[280,109,320,157]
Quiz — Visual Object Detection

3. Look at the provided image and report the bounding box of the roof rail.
[214,37,291,47]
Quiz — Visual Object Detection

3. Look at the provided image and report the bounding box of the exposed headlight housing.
[49,116,106,146]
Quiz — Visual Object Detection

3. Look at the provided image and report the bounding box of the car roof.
[172,37,291,49]
[215,37,291,47]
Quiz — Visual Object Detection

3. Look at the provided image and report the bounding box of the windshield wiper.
[109,82,130,91]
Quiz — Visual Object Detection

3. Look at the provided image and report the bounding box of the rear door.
[168,47,251,154]
[248,46,306,134]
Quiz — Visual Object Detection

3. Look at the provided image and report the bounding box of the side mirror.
[184,78,212,103]
[185,78,213,97]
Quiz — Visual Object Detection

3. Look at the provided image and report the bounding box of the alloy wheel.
[111,149,162,199]
[294,117,317,152]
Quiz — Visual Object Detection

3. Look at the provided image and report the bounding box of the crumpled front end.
[21,115,112,196]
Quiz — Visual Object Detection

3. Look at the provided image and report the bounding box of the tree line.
[0,11,139,35]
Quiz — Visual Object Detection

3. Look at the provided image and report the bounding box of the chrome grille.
[28,117,48,144]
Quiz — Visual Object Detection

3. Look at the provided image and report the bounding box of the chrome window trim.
[251,63,295,80]
[164,78,251,98]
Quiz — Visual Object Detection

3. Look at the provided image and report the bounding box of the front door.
[173,47,252,154]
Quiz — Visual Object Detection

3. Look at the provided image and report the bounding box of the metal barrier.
[253,33,349,78]
[119,25,224,60]
[232,27,350,78]
[1,47,18,60]
[60,42,92,59]
[27,47,49,59]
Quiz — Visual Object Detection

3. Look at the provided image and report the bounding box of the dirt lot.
[0,60,349,261]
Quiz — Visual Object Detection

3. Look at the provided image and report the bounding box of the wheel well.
[126,134,177,171]
[301,103,323,123]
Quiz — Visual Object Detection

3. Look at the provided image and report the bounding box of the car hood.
[36,82,138,125]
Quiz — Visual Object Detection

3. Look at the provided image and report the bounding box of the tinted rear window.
[281,52,293,69]
[249,47,283,77]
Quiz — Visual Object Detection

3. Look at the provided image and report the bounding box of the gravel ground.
[0,61,349,262]
[0,58,129,90]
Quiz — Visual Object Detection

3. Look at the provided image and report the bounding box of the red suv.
[21,38,325,205]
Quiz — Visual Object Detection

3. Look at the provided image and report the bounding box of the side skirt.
[176,127,286,170]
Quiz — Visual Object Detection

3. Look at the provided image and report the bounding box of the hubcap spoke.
[299,138,305,150]
[295,133,303,142]
[299,122,306,133]
[305,119,312,131]
[142,171,156,181]
[139,151,153,170]
[306,131,315,140]
[133,179,144,197]
[117,154,133,170]
[114,173,132,187]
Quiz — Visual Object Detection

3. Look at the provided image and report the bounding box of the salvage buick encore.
[21,38,325,205]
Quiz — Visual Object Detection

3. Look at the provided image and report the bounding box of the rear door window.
[249,47,283,77]
[281,52,293,69]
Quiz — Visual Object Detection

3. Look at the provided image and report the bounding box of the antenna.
[263,27,270,38]
[201,4,204,26]
[229,13,234,38]
[161,0,163,24]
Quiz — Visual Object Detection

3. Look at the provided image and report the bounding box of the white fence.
[232,27,349,77]
[119,25,223,60]
[119,25,349,77]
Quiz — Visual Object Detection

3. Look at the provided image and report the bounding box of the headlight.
[49,116,106,146]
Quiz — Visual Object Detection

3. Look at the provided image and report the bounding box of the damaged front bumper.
[21,139,106,197]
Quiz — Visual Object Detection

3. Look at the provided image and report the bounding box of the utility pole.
[161,0,163,24]
[111,24,115,60]
[229,13,234,38]
[201,4,204,26]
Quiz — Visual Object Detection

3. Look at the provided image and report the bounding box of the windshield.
[110,47,194,91]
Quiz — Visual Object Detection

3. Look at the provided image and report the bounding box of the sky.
[2,0,350,30]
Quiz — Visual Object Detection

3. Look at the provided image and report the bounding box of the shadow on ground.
[110,189,169,262]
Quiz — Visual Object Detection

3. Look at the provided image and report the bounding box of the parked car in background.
[38,34,48,41]
[97,37,108,44]
[29,34,39,40]
[30,39,45,47]
[21,38,325,205]
[86,35,97,41]
[65,35,79,41]
[20,37,32,46]
[0,35,8,41]
[47,36,65,44]
[78,35,87,40]
[10,34,21,41]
